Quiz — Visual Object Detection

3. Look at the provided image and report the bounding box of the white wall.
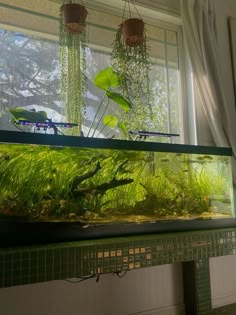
[211,255,236,308]
[0,264,185,315]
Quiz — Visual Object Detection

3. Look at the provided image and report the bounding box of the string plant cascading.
[59,1,88,135]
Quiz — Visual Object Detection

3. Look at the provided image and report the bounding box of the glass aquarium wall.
[0,131,234,225]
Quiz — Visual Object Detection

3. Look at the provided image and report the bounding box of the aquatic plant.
[9,108,48,123]
[0,143,232,222]
[87,67,132,138]
[138,153,232,218]
[0,144,144,219]
[0,144,96,217]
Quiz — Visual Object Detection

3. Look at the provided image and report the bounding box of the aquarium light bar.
[13,120,78,129]
[129,130,180,138]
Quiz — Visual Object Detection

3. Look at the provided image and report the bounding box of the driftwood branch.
[76,178,133,196]
[71,162,101,191]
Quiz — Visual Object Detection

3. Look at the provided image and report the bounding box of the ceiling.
[134,0,180,16]
[0,0,181,38]
[49,0,181,16]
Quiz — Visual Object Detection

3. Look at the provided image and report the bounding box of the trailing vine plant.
[111,0,153,132]
[59,0,88,135]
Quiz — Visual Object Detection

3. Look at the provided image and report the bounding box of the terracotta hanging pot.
[62,3,88,34]
[121,18,145,47]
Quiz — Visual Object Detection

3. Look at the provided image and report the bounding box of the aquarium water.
[0,131,234,225]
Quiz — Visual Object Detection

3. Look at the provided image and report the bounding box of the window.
[0,30,61,132]
[0,0,186,143]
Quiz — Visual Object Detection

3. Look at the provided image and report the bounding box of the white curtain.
[181,0,236,185]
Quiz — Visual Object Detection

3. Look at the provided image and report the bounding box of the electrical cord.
[115,269,129,278]
[64,274,99,283]
[64,269,130,284]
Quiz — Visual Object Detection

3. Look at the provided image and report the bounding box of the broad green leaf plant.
[87,67,132,139]
[9,108,48,123]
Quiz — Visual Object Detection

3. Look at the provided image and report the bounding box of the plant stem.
[87,92,106,137]
[91,99,110,138]
[96,118,112,138]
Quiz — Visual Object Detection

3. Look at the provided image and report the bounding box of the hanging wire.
[121,0,127,23]
[127,0,132,19]
[121,0,142,21]
[130,0,142,19]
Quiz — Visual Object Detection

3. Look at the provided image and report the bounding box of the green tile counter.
[1,228,236,314]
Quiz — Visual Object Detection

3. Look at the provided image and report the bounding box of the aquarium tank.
[0,130,234,246]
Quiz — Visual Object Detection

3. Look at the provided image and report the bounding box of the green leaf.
[9,108,48,123]
[106,91,132,112]
[94,67,120,90]
[103,115,118,128]
[118,122,128,138]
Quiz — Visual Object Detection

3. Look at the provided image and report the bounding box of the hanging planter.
[62,2,88,34]
[111,1,152,132]
[121,18,144,47]
[59,1,88,135]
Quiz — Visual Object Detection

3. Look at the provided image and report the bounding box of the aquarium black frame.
[0,130,235,247]
[0,130,232,156]
[1,218,236,248]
